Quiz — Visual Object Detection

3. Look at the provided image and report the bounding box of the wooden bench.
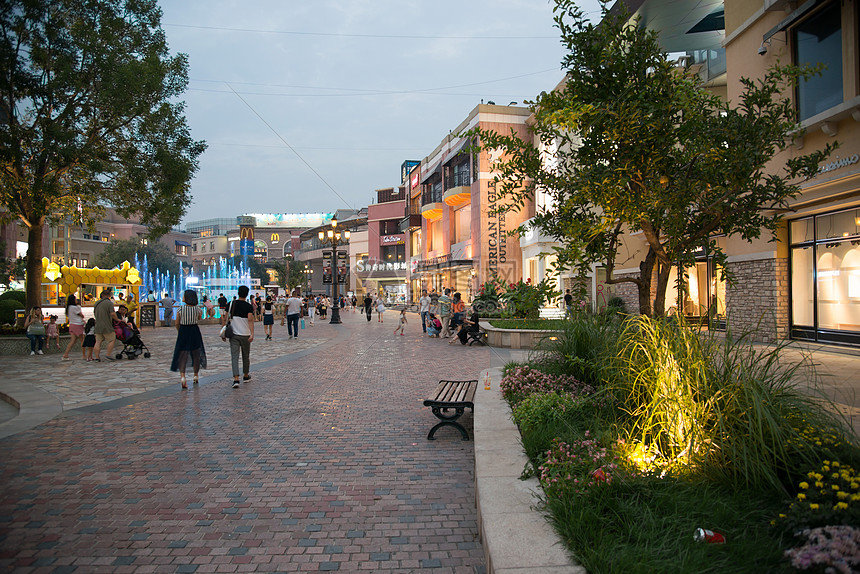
[466,329,487,346]
[423,380,477,441]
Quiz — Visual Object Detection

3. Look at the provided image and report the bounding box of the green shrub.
[512,391,582,434]
[532,312,620,387]
[0,290,25,304]
[0,299,23,325]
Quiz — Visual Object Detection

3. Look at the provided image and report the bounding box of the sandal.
[180,376,187,389]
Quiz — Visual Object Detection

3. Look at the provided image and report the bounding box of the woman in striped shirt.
[170,289,208,389]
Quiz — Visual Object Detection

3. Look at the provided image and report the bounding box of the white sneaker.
[30,351,35,355]
[36,350,44,355]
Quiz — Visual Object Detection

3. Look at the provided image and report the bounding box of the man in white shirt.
[226,285,254,388]
[418,289,431,333]
[286,289,303,338]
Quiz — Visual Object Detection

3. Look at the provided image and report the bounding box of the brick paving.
[0,311,491,573]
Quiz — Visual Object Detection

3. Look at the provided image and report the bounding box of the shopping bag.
[301,318,305,329]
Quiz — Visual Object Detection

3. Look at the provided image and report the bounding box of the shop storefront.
[415,255,474,301]
[354,259,407,305]
[790,207,860,346]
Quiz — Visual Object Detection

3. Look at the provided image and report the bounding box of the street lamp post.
[318,216,350,325]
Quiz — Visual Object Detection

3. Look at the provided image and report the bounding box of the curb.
[474,366,585,574]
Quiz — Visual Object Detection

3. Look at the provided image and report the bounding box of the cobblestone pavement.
[0,311,492,573]
[0,321,328,411]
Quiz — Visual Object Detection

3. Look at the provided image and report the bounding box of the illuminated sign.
[411,172,419,188]
[355,260,407,273]
[243,213,334,228]
[401,160,420,185]
[271,233,280,243]
[382,235,405,244]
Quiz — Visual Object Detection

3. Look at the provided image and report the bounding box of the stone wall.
[725,257,789,343]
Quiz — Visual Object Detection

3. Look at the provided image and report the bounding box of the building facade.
[407,104,535,303]
[357,187,408,304]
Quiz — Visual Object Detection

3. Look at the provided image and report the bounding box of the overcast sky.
[158,0,604,225]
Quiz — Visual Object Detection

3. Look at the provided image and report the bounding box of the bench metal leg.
[427,406,470,441]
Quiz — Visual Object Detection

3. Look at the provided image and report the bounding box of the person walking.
[217,292,229,325]
[364,293,373,322]
[262,296,274,340]
[418,289,431,334]
[93,289,119,361]
[394,308,408,336]
[306,294,316,326]
[62,294,86,360]
[224,285,254,389]
[376,296,386,323]
[24,307,46,356]
[170,289,207,389]
[438,288,452,339]
[160,292,175,327]
[564,289,573,318]
[285,290,302,338]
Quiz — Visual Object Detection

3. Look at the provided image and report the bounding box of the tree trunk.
[25,220,45,313]
[638,249,656,317]
[652,258,673,316]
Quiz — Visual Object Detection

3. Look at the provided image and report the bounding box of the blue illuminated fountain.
[133,253,251,321]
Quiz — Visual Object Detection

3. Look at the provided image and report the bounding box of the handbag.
[219,302,234,339]
[301,318,305,329]
[27,320,46,336]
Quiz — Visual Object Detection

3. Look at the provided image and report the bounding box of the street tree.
[92,237,178,275]
[473,0,833,316]
[0,0,206,311]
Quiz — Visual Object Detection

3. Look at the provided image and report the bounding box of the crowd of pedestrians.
[412,287,480,345]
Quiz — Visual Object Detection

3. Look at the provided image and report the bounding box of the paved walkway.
[2,314,859,573]
[0,311,492,573]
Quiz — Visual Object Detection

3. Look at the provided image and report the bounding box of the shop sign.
[486,179,507,272]
[819,154,859,175]
[417,254,450,271]
[382,234,405,245]
[401,160,420,184]
[355,260,407,272]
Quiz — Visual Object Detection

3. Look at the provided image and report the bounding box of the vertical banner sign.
[336,251,347,284]
[322,251,332,284]
[238,216,256,261]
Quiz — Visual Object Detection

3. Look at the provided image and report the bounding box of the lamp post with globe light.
[318,216,350,324]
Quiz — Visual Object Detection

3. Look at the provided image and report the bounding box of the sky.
[158,0,605,225]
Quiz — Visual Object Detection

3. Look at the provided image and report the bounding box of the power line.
[164,22,558,40]
[189,67,560,95]
[224,83,353,210]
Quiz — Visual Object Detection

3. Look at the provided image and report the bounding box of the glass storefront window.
[815,209,860,241]
[791,245,814,326]
[791,217,814,244]
[816,241,860,330]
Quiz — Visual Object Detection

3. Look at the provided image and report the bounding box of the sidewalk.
[0,312,495,572]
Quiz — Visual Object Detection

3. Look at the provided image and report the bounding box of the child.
[394,309,407,336]
[46,315,61,349]
[82,318,96,361]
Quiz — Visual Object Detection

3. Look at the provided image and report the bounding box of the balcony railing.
[422,188,444,206]
[445,170,471,189]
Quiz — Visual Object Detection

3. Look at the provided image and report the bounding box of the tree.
[0,0,206,311]
[92,237,178,275]
[473,0,832,316]
[266,257,305,293]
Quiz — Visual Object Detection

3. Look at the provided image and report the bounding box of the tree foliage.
[268,257,305,293]
[92,237,178,274]
[0,0,206,310]
[473,0,833,316]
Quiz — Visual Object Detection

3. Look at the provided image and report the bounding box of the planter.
[482,322,560,350]
[0,335,72,356]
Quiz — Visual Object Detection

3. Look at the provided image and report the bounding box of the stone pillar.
[725,257,789,343]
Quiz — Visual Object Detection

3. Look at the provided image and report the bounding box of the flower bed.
[500,315,860,573]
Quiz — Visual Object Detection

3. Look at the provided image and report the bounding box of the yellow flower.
[810,503,819,510]
[816,481,824,488]
[851,482,859,489]
[824,465,830,472]
[837,491,849,500]
[797,493,806,500]
[832,484,840,491]
[833,461,840,468]
[824,460,831,466]
[835,502,848,510]
[779,514,786,518]
[799,482,809,490]
[832,473,840,480]
[851,494,860,502]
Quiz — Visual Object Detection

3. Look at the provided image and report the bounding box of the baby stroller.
[114,319,151,360]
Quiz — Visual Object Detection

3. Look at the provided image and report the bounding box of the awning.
[174,240,191,247]
[442,138,469,166]
[420,162,442,185]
